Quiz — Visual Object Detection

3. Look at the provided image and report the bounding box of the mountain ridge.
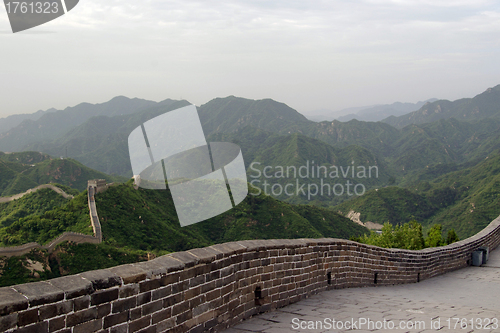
[382,85,500,128]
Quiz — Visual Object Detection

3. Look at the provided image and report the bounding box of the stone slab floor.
[224,248,500,333]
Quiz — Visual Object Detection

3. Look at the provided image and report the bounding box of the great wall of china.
[0,181,499,332]
[0,181,105,258]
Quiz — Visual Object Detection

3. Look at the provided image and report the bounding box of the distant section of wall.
[0,181,104,258]
[87,183,103,243]
[1,215,499,333]
[0,184,74,204]
[0,232,100,258]
[88,179,109,194]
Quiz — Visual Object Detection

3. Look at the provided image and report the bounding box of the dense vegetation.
[383,84,500,128]
[0,188,70,228]
[336,151,500,238]
[97,181,368,253]
[0,152,125,195]
[1,87,500,287]
[0,243,147,287]
[0,180,367,286]
[0,189,93,246]
[354,221,459,250]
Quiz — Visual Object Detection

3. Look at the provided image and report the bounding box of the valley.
[1,85,500,286]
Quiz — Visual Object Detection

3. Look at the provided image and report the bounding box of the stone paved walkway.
[225,248,500,333]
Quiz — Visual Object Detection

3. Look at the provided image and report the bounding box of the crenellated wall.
[0,215,499,333]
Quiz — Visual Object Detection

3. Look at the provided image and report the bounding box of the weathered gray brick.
[18,308,39,326]
[91,288,119,305]
[48,316,65,333]
[66,307,98,327]
[48,275,94,299]
[73,295,90,311]
[104,311,129,329]
[109,265,147,285]
[74,318,103,333]
[129,315,151,332]
[151,285,171,301]
[80,269,121,290]
[112,297,137,313]
[13,321,48,333]
[0,313,17,331]
[119,284,139,298]
[142,299,162,315]
[109,323,128,333]
[39,300,72,320]
[137,292,151,306]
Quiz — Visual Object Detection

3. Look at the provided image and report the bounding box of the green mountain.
[0,152,125,196]
[0,187,73,229]
[24,100,192,176]
[97,181,367,252]
[210,128,392,206]
[0,181,367,286]
[382,84,500,128]
[0,181,368,250]
[0,189,92,246]
[198,96,310,134]
[0,96,173,152]
[336,99,438,122]
[3,89,500,287]
[10,95,500,206]
[335,150,500,239]
[0,108,56,135]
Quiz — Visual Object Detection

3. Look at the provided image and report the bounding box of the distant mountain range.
[382,84,500,128]
[305,99,438,122]
[337,99,438,122]
[0,151,125,196]
[0,84,499,237]
[2,85,500,286]
[0,96,174,152]
[336,150,500,238]
[0,108,57,134]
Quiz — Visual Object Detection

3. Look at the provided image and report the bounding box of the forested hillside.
[0,178,367,286]
[0,151,125,195]
[1,87,500,286]
[336,151,500,238]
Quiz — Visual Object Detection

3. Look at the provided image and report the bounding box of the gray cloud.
[1,0,499,117]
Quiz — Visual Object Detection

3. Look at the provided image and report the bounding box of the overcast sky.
[1,0,500,118]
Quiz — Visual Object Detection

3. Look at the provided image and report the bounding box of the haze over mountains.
[1,84,500,285]
[307,99,438,122]
[382,85,500,128]
[0,84,500,234]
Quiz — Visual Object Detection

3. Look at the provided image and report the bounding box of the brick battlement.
[1,215,500,333]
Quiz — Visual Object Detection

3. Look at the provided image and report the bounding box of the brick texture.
[0,215,499,333]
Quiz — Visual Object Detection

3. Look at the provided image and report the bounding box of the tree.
[356,221,454,250]
[446,229,460,245]
[425,224,444,248]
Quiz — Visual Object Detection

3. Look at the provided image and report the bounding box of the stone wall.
[0,184,74,204]
[0,233,100,258]
[87,185,102,243]
[0,215,499,333]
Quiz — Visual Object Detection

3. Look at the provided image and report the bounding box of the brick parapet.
[0,215,499,333]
